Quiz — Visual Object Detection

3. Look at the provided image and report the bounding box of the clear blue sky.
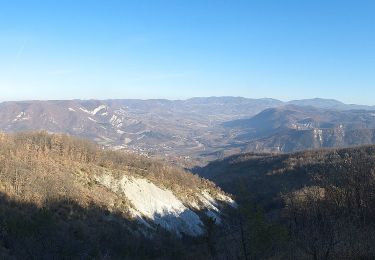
[0,0,374,104]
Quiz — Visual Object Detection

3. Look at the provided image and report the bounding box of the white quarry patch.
[13,112,30,122]
[110,115,124,128]
[16,112,25,119]
[79,105,107,115]
[95,174,204,236]
[291,122,314,130]
[92,105,107,115]
[313,128,323,143]
[68,107,76,112]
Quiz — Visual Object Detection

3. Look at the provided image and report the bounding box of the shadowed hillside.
[0,132,234,259]
[0,193,195,259]
[196,146,375,259]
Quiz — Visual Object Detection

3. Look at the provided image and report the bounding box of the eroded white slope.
[92,105,107,115]
[95,174,204,236]
[79,105,107,115]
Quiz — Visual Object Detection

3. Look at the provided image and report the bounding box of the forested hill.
[196,146,375,258]
[0,132,234,259]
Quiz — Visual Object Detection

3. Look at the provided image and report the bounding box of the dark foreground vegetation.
[198,146,375,259]
[0,193,206,259]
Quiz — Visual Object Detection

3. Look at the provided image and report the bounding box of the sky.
[0,0,374,104]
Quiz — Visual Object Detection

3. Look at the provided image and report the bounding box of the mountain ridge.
[1,97,375,166]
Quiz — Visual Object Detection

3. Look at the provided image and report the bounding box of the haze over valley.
[1,97,375,167]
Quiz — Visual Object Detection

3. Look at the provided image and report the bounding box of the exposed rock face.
[0,132,235,238]
[95,174,229,236]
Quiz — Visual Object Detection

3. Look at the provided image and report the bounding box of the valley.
[1,97,375,167]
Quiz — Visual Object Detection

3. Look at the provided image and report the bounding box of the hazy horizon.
[0,96,374,106]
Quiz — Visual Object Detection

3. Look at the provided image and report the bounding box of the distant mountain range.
[225,105,375,153]
[0,97,374,166]
[287,98,375,110]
